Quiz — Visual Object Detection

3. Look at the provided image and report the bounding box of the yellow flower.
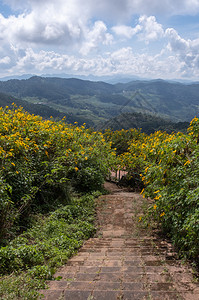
[140,188,144,195]
[154,195,161,200]
[160,212,165,217]
[85,156,88,160]
[184,160,191,166]
[75,167,78,172]
[153,204,157,210]
[11,162,15,167]
[154,190,160,194]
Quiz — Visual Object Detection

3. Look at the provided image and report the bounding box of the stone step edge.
[39,288,184,296]
[40,288,182,293]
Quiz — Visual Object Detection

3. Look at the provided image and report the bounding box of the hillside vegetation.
[0,91,190,133]
[106,124,199,261]
[0,76,198,128]
[0,105,113,242]
[100,112,189,133]
[0,92,66,119]
[0,105,115,298]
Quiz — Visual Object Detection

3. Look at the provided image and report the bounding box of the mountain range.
[0,76,198,130]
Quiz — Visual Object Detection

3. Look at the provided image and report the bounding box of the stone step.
[40,289,185,300]
[46,279,179,291]
[39,289,64,300]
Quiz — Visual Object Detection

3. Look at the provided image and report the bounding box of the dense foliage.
[0,105,114,242]
[0,105,115,298]
[111,119,199,260]
[0,192,98,299]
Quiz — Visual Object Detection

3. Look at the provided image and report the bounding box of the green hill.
[0,76,198,128]
[0,92,66,119]
[98,112,189,134]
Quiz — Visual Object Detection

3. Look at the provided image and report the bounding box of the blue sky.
[0,0,199,80]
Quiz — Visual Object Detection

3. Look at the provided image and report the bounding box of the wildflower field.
[0,105,199,298]
[0,105,115,240]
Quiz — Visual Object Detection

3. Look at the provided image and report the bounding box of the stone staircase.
[40,183,199,300]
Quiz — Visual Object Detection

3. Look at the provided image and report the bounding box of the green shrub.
[0,193,97,277]
[116,117,199,261]
[0,106,115,242]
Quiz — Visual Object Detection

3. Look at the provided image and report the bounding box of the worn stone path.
[40,182,199,300]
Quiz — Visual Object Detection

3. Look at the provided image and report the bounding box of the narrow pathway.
[40,182,199,300]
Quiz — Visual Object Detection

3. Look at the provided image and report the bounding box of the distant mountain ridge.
[0,73,145,83]
[0,76,198,128]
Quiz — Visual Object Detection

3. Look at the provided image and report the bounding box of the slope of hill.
[0,92,98,127]
[0,76,198,127]
[98,112,189,134]
[115,79,199,120]
[0,92,64,118]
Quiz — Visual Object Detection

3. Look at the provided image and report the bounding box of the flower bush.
[0,105,115,241]
[115,119,199,260]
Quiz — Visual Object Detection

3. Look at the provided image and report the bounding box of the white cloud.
[166,28,190,52]
[5,46,184,80]
[112,25,141,39]
[0,56,10,64]
[0,1,113,54]
[0,1,198,49]
[166,28,199,77]
[112,15,164,42]
[108,47,177,77]
[14,49,73,72]
[7,26,197,80]
[1,12,83,46]
[80,21,113,55]
[138,15,164,42]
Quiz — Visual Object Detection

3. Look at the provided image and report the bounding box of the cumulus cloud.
[0,1,114,51]
[1,0,198,48]
[8,25,198,80]
[80,21,113,55]
[108,47,181,77]
[138,15,164,42]
[166,28,199,77]
[112,15,164,42]
[0,10,83,46]
[5,45,184,80]
[166,28,190,53]
[112,25,142,39]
